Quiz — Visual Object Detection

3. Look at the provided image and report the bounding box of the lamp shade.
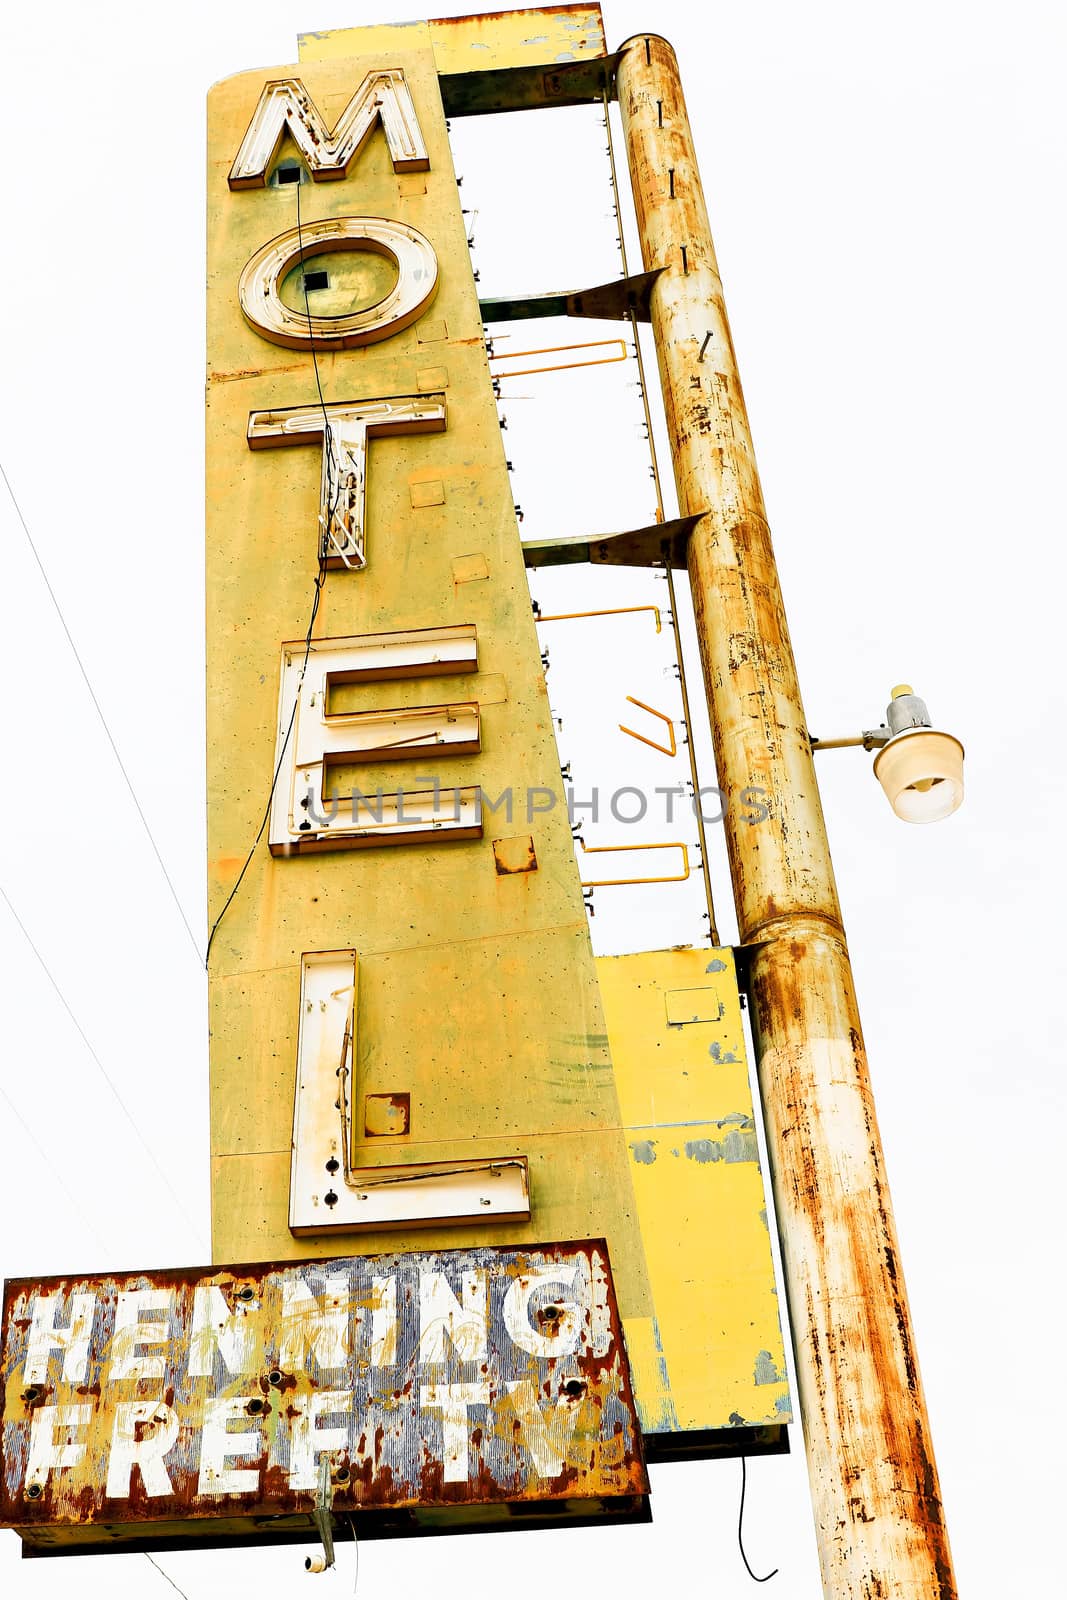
[873,729,965,823]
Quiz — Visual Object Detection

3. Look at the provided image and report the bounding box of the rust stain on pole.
[615,33,956,1600]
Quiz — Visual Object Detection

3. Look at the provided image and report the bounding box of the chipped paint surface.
[1,1244,645,1551]
[598,948,789,1435]
[297,8,607,75]
[617,32,956,1597]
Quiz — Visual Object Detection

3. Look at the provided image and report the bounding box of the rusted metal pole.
[616,34,956,1600]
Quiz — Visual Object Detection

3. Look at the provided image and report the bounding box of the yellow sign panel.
[205,9,788,1457]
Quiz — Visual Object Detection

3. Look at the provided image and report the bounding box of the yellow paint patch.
[409,478,445,508]
[298,9,608,75]
[452,552,489,584]
[599,948,789,1432]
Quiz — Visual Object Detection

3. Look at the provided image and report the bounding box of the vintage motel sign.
[1,1244,646,1552]
[1,4,789,1559]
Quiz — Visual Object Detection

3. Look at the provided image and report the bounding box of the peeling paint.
[616,29,957,1593]
[754,1350,785,1385]
[683,1130,758,1164]
[1,1245,647,1551]
[629,1140,657,1166]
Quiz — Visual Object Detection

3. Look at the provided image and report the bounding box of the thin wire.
[0,458,204,965]
[145,1552,194,1600]
[0,878,208,1250]
[0,1082,109,1253]
[602,90,720,944]
[349,1515,361,1596]
[738,1455,779,1583]
[297,176,335,434]
[204,173,337,968]
[0,959,197,1600]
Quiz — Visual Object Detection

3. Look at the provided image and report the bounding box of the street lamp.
[811,685,965,822]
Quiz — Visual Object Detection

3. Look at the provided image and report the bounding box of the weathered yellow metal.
[298,7,608,75]
[201,7,788,1482]
[598,947,789,1437]
[0,5,794,1561]
[206,37,650,1325]
[616,32,956,1596]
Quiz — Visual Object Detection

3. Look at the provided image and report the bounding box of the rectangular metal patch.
[1,1242,646,1552]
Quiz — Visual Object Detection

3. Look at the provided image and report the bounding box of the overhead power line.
[0,1081,109,1254]
[0,457,205,963]
[0,878,208,1252]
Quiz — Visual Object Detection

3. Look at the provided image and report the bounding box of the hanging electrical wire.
[144,1552,195,1599]
[205,172,339,968]
[738,1455,779,1583]
[0,458,204,964]
[0,878,208,1251]
[348,1514,361,1596]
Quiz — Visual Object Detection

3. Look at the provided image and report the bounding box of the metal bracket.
[809,727,889,752]
[480,268,664,326]
[440,53,621,118]
[489,336,627,380]
[522,514,701,570]
[619,696,677,757]
[533,603,662,633]
[312,1454,335,1571]
[578,837,690,888]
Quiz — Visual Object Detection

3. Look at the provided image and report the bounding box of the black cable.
[205,171,340,968]
[297,176,335,432]
[203,557,325,968]
[0,458,205,964]
[297,173,346,564]
[145,1552,194,1600]
[738,1455,779,1583]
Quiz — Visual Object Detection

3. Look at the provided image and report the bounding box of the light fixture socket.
[886,690,932,738]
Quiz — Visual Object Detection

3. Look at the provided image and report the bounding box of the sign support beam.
[615,31,957,1600]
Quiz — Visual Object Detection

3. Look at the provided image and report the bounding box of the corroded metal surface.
[205,12,787,1481]
[616,33,957,1600]
[1,1243,646,1552]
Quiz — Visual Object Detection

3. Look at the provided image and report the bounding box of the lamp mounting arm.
[809,727,889,754]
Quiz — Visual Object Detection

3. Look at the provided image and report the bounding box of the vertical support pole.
[616,33,956,1600]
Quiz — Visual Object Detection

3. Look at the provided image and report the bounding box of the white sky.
[0,2,1063,1596]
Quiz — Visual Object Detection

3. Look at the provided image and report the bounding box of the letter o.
[238,215,438,350]
[610,785,648,824]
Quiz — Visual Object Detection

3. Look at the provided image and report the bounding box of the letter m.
[229,72,429,189]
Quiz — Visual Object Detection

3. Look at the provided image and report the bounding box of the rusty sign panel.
[1,1242,647,1555]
